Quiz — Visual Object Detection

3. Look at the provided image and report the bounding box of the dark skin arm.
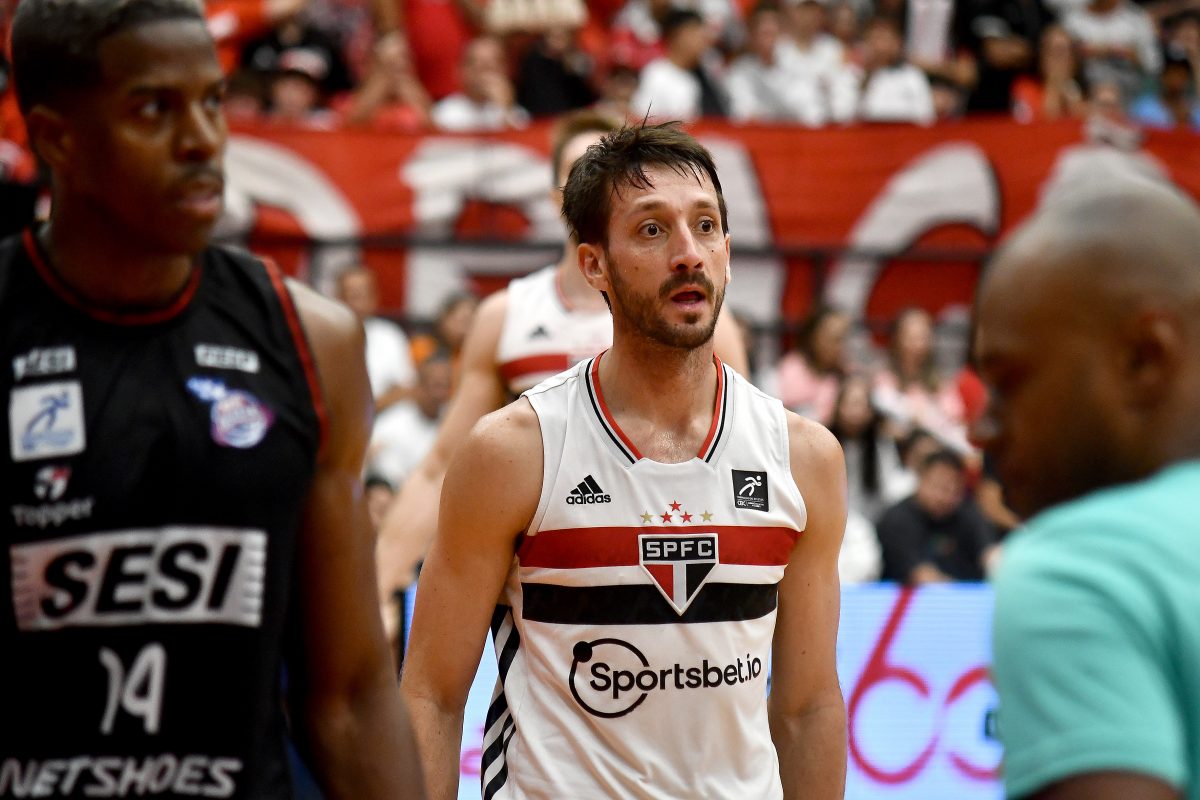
[286,280,426,799]
[1029,772,1180,800]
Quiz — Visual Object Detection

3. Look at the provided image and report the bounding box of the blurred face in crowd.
[1039,26,1076,80]
[1089,80,1126,121]
[810,310,850,372]
[438,295,479,351]
[337,267,379,319]
[902,431,939,472]
[554,130,607,213]
[865,20,904,68]
[748,9,782,62]
[669,20,712,68]
[415,357,454,419]
[789,1,826,43]
[893,308,934,372]
[461,37,507,102]
[835,377,874,437]
[916,460,964,520]
[601,66,639,110]
[270,72,320,120]
[1161,62,1193,98]
[830,3,861,46]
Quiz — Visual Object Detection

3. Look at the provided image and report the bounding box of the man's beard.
[606,253,724,350]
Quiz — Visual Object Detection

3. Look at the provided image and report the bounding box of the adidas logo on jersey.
[567,475,611,505]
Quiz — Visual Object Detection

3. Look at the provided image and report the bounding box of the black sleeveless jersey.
[0,231,325,799]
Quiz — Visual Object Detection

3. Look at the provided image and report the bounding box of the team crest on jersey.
[186,377,274,449]
[9,380,86,462]
[639,534,719,615]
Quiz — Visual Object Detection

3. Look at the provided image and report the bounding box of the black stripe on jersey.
[482,606,521,799]
[584,357,637,465]
[521,582,779,625]
[584,474,604,494]
[482,720,516,800]
[704,364,731,463]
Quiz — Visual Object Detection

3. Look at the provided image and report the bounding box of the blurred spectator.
[365,474,396,533]
[432,36,531,131]
[610,0,674,70]
[1063,0,1162,103]
[224,69,266,122]
[784,0,846,76]
[339,32,432,130]
[206,0,306,75]
[593,63,642,119]
[516,27,598,116]
[1012,24,1087,121]
[856,16,936,123]
[1130,53,1200,128]
[336,266,417,412]
[633,9,730,120]
[367,351,454,489]
[958,0,1052,113]
[401,0,484,100]
[771,306,850,424]
[829,1,865,56]
[872,307,969,452]
[828,375,910,523]
[241,16,355,99]
[411,292,481,379]
[487,0,588,34]
[728,1,827,124]
[840,511,884,584]
[929,73,970,118]
[877,449,998,584]
[265,47,341,127]
[976,454,1022,536]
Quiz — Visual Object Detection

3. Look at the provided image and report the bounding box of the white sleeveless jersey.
[495,266,614,395]
[482,353,807,799]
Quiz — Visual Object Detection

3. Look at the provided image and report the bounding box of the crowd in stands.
[189,0,1200,131]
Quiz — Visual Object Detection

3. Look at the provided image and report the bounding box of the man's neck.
[596,334,719,463]
[42,202,197,311]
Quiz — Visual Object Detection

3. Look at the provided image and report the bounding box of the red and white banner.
[223,119,1200,326]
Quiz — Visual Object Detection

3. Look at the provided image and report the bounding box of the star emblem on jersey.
[640,512,654,524]
[639,533,719,614]
[566,475,611,505]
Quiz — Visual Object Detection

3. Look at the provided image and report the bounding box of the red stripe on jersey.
[590,353,644,460]
[517,525,801,569]
[499,353,572,385]
[263,258,329,460]
[24,229,202,326]
[697,355,726,459]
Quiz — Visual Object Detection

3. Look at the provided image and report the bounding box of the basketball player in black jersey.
[0,1,424,797]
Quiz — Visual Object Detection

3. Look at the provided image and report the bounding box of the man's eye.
[698,219,715,233]
[137,99,168,119]
[642,223,660,236]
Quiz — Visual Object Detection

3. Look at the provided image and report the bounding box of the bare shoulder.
[285,278,362,359]
[784,411,844,477]
[459,396,542,468]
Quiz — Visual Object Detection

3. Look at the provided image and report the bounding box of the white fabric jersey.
[495,266,613,396]
[481,353,806,799]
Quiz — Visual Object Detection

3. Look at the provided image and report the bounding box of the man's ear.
[1123,309,1184,410]
[24,105,73,173]
[577,243,610,293]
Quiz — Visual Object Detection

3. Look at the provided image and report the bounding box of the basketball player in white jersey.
[401,123,847,799]
[376,112,749,601]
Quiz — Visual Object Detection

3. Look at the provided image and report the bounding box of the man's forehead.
[613,164,719,212]
[96,18,219,89]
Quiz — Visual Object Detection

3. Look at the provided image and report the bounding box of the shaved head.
[974,166,1200,518]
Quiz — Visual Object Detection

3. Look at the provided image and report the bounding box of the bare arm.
[376,291,510,598]
[1029,772,1180,800]
[712,306,749,377]
[286,281,426,799]
[769,415,848,800]
[399,400,543,799]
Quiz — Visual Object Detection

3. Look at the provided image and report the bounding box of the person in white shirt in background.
[783,0,860,122]
[368,349,454,489]
[336,265,417,412]
[728,1,827,125]
[1064,0,1162,103]
[633,9,729,121]
[857,15,936,124]
[432,36,531,131]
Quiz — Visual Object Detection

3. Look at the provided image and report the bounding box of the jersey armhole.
[523,392,563,541]
[262,257,330,460]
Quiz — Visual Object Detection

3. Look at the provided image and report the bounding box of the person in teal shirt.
[973,165,1200,800]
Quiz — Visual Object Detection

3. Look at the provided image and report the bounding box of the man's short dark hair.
[11,0,206,115]
[919,448,966,476]
[661,9,705,42]
[560,121,729,248]
[550,110,621,188]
